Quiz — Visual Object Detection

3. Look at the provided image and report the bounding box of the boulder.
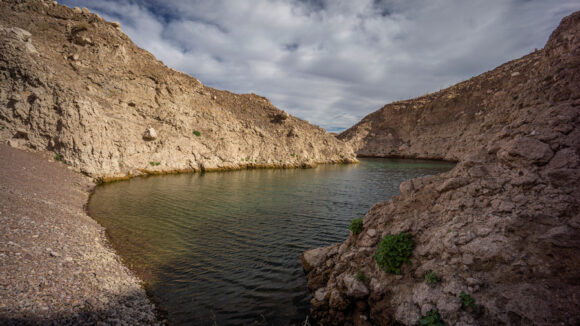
[342,275,369,298]
[301,245,332,272]
[142,127,157,141]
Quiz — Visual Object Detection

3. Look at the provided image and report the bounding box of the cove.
[88,158,454,325]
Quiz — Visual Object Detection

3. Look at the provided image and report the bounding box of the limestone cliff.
[0,0,356,181]
[303,11,580,325]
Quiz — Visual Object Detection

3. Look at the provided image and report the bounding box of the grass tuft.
[425,270,441,284]
[419,309,445,326]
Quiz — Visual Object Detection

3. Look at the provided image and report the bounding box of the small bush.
[349,218,363,235]
[425,270,441,284]
[193,130,201,137]
[355,270,368,282]
[419,309,445,326]
[373,232,414,274]
[460,291,475,309]
[290,153,295,157]
[149,161,161,166]
[54,154,62,161]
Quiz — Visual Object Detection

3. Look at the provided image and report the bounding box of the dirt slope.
[303,11,580,326]
[0,0,356,182]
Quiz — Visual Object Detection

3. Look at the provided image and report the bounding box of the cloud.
[61,0,580,131]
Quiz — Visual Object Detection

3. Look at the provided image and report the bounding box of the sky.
[62,0,580,132]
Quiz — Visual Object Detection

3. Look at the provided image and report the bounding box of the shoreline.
[0,143,360,324]
[0,142,449,324]
[0,144,159,324]
[93,158,359,184]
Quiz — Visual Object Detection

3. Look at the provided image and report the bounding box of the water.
[88,158,453,325]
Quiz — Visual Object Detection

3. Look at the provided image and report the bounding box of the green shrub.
[419,309,445,326]
[425,270,441,284]
[54,154,62,161]
[373,232,414,274]
[149,161,161,166]
[290,153,295,157]
[193,130,201,136]
[349,218,363,235]
[460,291,475,309]
[355,270,368,282]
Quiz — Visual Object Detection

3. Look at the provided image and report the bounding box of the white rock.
[301,246,331,272]
[142,127,157,141]
[314,287,327,301]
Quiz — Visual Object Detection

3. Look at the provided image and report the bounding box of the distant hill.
[0,0,356,182]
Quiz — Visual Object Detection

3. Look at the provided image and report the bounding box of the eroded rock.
[0,0,357,180]
[304,10,580,326]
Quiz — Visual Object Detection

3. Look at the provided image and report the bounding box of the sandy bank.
[0,144,158,325]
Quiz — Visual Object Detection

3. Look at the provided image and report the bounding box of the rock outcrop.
[304,11,580,325]
[0,0,356,182]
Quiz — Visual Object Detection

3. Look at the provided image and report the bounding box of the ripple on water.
[88,158,453,326]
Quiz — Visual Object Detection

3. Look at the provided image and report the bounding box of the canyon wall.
[304,11,580,326]
[0,0,356,182]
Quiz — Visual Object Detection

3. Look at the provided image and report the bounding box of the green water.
[88,158,454,325]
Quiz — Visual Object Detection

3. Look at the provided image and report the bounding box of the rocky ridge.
[0,0,356,182]
[303,11,580,326]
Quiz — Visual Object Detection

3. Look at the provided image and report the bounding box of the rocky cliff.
[303,11,580,326]
[0,0,356,182]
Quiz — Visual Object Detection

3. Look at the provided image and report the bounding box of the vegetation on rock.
[373,232,414,274]
[460,291,476,309]
[419,309,445,326]
[349,218,363,235]
[355,270,368,282]
[424,270,441,284]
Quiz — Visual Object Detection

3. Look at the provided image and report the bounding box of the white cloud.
[62,0,580,131]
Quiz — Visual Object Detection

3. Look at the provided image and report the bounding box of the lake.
[88,158,454,325]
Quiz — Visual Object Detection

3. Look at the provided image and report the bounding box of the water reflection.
[88,158,454,325]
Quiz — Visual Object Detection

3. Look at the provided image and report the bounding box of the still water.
[88,158,453,325]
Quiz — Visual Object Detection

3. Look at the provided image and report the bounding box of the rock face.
[304,11,580,326]
[0,0,356,181]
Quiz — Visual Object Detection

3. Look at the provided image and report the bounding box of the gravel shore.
[0,144,157,325]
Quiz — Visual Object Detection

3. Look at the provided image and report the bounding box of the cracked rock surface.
[304,11,580,326]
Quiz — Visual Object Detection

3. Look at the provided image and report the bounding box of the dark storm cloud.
[61,0,580,131]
